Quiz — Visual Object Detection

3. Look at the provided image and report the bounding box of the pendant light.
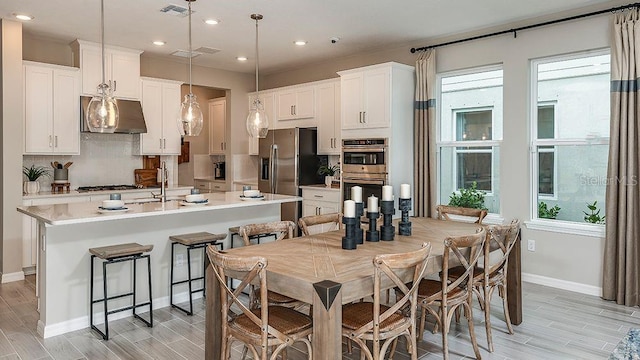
[177,0,204,136]
[246,14,269,138]
[86,0,118,133]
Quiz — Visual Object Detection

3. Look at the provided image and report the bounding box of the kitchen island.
[17,191,300,338]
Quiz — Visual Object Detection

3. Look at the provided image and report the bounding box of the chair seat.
[232,306,312,337]
[169,232,226,246]
[418,279,465,299]
[89,243,153,260]
[267,290,298,304]
[342,302,407,332]
[447,265,484,281]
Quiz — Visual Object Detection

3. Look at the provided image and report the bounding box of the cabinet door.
[52,68,80,154]
[317,83,338,155]
[161,83,181,154]
[24,66,54,154]
[341,73,364,129]
[110,50,140,99]
[362,68,390,128]
[209,99,226,155]
[80,46,106,96]
[276,90,297,120]
[294,87,315,118]
[140,80,164,154]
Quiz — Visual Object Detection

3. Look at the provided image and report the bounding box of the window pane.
[538,150,554,196]
[456,110,492,141]
[538,105,555,139]
[456,149,492,191]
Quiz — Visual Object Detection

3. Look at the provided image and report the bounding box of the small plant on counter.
[538,201,561,219]
[583,201,605,224]
[318,163,340,177]
[22,165,50,181]
[448,181,486,210]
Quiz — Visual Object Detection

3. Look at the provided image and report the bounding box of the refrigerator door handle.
[270,144,278,193]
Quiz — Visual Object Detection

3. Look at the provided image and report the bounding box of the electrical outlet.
[527,239,536,252]
[176,253,186,266]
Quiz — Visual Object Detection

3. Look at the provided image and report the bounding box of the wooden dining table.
[204,217,522,359]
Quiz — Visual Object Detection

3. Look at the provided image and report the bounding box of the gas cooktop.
[77,185,143,192]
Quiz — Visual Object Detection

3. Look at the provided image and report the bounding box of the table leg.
[205,264,221,360]
[312,280,342,359]
[507,234,522,325]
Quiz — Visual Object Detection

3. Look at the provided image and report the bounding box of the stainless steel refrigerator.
[259,128,323,224]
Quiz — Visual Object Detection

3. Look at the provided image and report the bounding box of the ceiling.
[0,0,626,75]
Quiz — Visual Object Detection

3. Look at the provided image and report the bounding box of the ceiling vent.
[171,50,203,59]
[195,46,221,55]
[160,4,191,17]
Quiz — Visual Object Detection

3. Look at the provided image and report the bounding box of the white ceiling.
[0,0,625,75]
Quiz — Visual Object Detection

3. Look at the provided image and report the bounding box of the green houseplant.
[538,201,561,219]
[318,163,340,187]
[448,181,486,210]
[23,165,50,194]
[583,201,605,224]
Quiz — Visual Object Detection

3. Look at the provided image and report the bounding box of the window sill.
[524,219,605,238]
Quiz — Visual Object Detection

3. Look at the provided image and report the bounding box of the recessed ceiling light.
[14,14,33,21]
[237,56,248,61]
[205,19,219,25]
[294,40,307,46]
[153,41,166,46]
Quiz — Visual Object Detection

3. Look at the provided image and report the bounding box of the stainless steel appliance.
[259,128,323,224]
[342,138,388,201]
[214,162,225,180]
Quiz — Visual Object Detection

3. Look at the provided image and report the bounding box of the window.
[438,68,502,214]
[531,51,610,223]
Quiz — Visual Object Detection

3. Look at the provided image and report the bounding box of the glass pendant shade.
[86,84,118,133]
[178,93,203,136]
[246,98,269,138]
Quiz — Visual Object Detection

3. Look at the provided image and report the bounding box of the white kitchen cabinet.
[23,62,80,155]
[247,92,275,155]
[209,99,227,155]
[316,80,341,155]
[301,187,340,235]
[276,85,314,120]
[339,62,414,130]
[140,78,182,155]
[72,40,142,100]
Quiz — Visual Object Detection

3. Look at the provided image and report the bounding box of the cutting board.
[134,169,159,188]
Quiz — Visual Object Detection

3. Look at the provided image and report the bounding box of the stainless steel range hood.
[80,96,147,134]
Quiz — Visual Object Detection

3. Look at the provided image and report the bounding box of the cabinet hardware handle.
[55,136,58,148]
[113,80,117,92]
[330,138,333,148]
[290,105,294,116]
[316,207,320,215]
[293,105,296,115]
[314,195,324,198]
[160,139,163,149]
[363,112,366,123]
[359,111,363,123]
[49,135,53,148]
[164,138,167,149]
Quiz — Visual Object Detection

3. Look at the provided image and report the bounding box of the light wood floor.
[0,275,636,359]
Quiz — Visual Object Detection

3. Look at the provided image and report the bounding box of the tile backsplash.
[22,133,177,190]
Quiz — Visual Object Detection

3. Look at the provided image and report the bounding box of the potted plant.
[448,181,487,210]
[318,163,340,187]
[23,165,50,194]
[583,201,605,224]
[538,201,561,219]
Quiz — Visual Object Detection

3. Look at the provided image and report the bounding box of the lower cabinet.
[194,179,228,193]
[301,187,340,235]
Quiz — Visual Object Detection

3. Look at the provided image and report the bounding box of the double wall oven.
[341,138,388,201]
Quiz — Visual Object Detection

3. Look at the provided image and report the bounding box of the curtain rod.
[410,2,640,53]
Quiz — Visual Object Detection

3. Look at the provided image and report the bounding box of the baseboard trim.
[42,291,203,338]
[522,272,602,297]
[1,271,25,283]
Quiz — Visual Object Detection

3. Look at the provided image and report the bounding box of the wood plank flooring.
[0,276,637,359]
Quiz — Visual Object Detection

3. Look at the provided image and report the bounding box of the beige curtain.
[603,10,640,307]
[414,50,437,217]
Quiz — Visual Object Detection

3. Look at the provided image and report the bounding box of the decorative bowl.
[185,194,205,203]
[243,189,260,197]
[102,200,125,209]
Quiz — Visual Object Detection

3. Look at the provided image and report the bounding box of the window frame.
[536,101,558,200]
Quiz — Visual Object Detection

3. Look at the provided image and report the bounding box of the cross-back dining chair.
[206,245,313,360]
[298,213,342,236]
[342,243,432,360]
[417,227,486,360]
[436,205,487,224]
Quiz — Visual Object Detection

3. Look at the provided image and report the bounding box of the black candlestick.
[355,202,364,244]
[380,200,395,241]
[398,198,412,236]
[342,217,357,250]
[366,211,380,242]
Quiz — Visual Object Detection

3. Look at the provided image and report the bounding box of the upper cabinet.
[24,62,80,155]
[209,98,227,155]
[71,40,142,100]
[276,85,314,120]
[316,80,341,155]
[140,78,182,155]
[338,62,414,130]
[247,91,275,155]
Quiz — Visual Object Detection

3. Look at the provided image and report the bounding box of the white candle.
[382,185,393,201]
[351,186,362,202]
[368,195,378,212]
[344,200,356,218]
[400,184,410,199]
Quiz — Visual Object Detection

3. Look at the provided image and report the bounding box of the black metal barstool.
[169,232,226,315]
[89,243,154,340]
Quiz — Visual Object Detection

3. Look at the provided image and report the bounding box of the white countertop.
[18,191,301,226]
[22,186,194,200]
